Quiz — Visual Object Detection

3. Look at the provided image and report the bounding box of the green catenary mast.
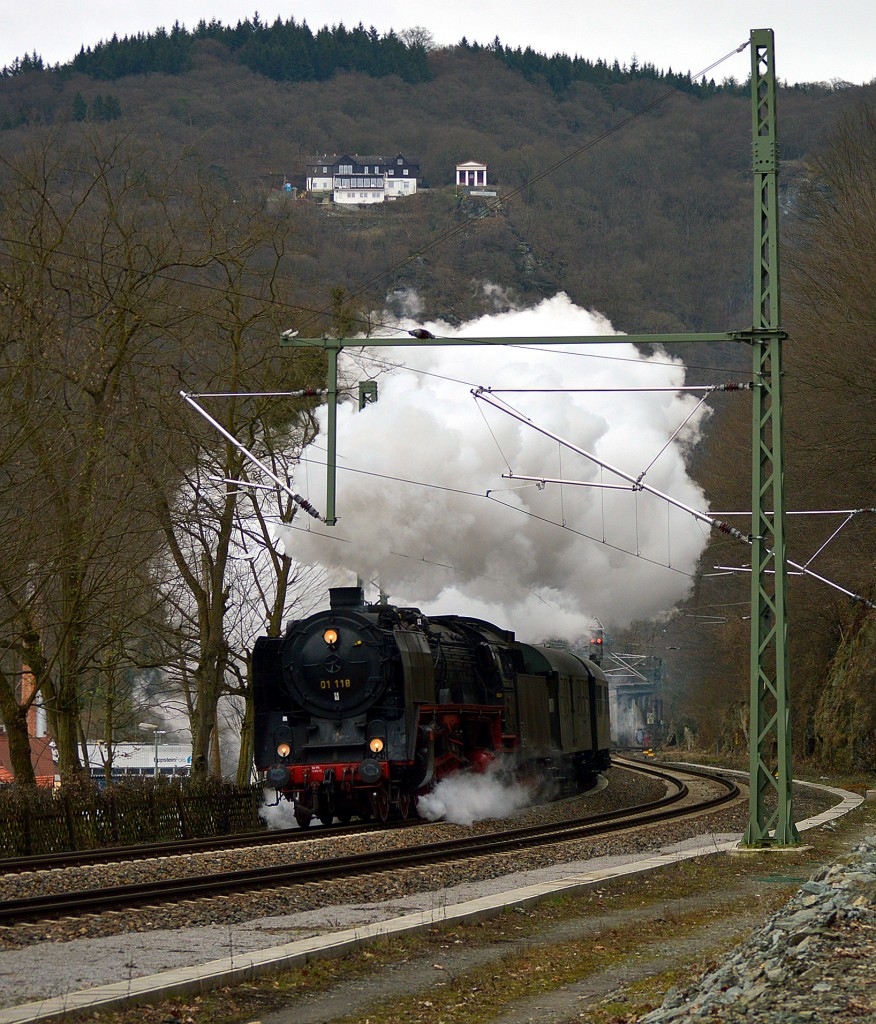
[743,28,798,846]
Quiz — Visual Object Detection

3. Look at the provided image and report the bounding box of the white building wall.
[385,177,417,197]
[83,742,193,774]
[334,189,385,205]
[307,174,333,191]
[308,159,419,204]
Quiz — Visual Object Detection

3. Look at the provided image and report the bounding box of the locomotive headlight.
[367,718,387,756]
[276,742,291,758]
[323,628,339,645]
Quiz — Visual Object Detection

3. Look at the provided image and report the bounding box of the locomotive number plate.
[320,678,352,689]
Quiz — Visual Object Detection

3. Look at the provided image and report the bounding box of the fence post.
[23,801,32,856]
[176,790,189,839]
[109,789,119,844]
[62,794,77,850]
[148,787,157,838]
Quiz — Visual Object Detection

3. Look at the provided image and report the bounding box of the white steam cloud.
[259,793,298,829]
[282,292,710,638]
[417,767,532,825]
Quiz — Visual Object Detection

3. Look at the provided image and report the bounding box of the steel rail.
[0,762,738,926]
[0,818,418,875]
[0,759,668,874]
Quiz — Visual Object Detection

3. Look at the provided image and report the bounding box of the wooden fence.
[0,779,264,856]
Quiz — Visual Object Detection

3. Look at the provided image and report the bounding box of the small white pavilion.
[455,160,488,188]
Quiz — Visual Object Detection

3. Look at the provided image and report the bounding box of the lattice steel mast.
[743,28,798,845]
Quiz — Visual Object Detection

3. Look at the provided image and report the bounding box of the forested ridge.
[1,26,868,335]
[0,24,873,781]
[2,15,748,95]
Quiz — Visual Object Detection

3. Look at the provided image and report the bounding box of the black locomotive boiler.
[253,587,611,826]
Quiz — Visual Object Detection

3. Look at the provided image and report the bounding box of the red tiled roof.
[0,735,56,785]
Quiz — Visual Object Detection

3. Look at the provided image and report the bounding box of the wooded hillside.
[0,25,873,775]
[1,29,869,336]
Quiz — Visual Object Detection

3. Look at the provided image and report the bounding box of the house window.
[403,169,409,176]
[339,164,352,174]
[397,158,403,164]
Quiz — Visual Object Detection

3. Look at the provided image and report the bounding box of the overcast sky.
[3,0,873,85]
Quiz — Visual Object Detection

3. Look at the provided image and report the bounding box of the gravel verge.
[0,771,664,902]
[0,767,670,948]
[638,831,876,1023]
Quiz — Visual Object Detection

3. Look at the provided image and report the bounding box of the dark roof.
[307,154,420,170]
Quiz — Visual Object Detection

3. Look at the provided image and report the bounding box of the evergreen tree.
[72,92,88,122]
[2,52,45,77]
[102,94,122,120]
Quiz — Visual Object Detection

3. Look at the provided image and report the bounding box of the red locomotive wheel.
[372,788,390,823]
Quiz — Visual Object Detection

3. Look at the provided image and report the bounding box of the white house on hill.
[305,154,420,204]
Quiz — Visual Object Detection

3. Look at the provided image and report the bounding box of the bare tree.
[225,431,326,783]
[400,26,437,52]
[0,128,326,783]
[784,102,876,766]
[135,178,326,780]
[0,128,174,780]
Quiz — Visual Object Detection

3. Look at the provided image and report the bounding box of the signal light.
[276,742,291,757]
[323,628,339,645]
[369,737,385,754]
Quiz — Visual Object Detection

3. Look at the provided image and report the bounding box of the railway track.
[0,816,417,875]
[0,759,641,875]
[0,760,739,926]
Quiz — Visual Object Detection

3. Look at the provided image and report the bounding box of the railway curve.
[0,759,738,927]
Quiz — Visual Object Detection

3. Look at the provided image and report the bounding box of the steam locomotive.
[253,587,611,827]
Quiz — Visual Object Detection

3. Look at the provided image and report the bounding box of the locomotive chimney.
[329,586,365,609]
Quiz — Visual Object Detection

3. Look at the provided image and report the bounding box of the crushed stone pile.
[639,835,876,1022]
